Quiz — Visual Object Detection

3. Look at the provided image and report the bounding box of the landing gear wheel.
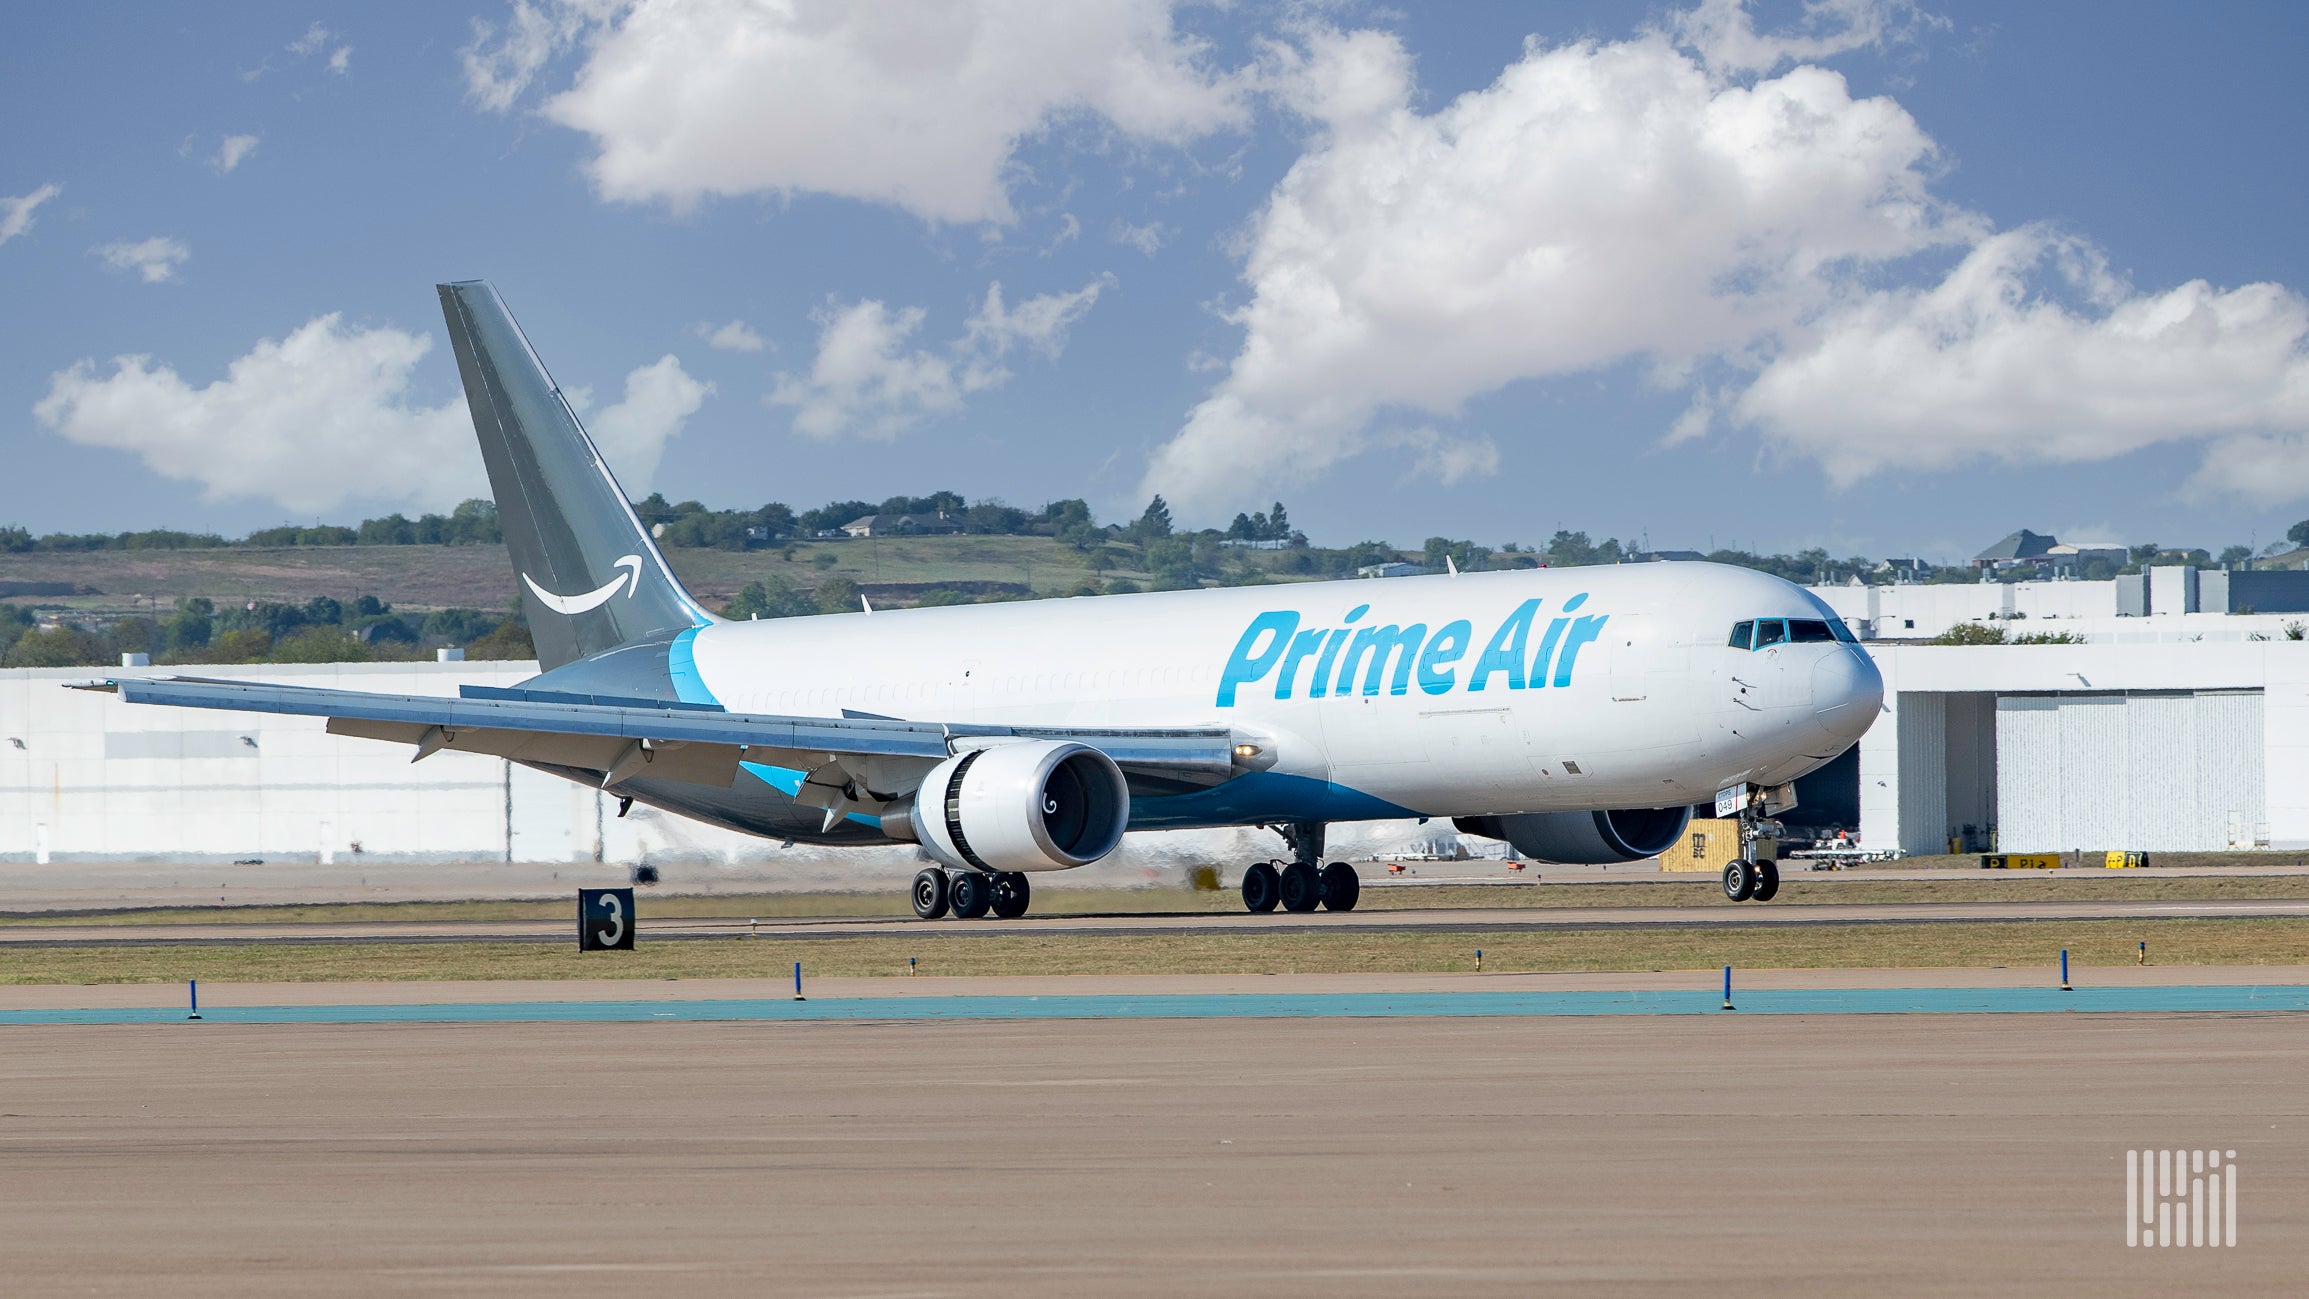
[1241,861,1281,913]
[990,872,1031,919]
[1280,861,1323,913]
[911,867,951,920]
[1749,859,1779,902]
[949,871,992,919]
[1722,859,1757,903]
[1319,861,1360,912]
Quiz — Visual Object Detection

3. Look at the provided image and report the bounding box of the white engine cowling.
[909,740,1130,873]
[1454,807,1692,864]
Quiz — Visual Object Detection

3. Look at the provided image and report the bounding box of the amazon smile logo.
[523,555,642,615]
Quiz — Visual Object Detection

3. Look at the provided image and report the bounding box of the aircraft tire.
[1280,861,1323,912]
[1722,860,1756,903]
[1749,859,1779,902]
[1241,861,1281,913]
[1319,861,1360,912]
[990,872,1031,919]
[911,867,951,920]
[950,871,993,919]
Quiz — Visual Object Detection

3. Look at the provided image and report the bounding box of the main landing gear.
[1240,823,1360,914]
[912,867,1033,920]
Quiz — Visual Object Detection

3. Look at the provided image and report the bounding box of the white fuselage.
[682,561,1883,824]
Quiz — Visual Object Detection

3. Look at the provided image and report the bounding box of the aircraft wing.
[74,676,1249,795]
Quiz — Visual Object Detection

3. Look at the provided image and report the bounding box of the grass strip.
[4,918,2306,985]
[8,874,2309,928]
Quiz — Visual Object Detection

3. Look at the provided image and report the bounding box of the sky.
[3,0,2307,565]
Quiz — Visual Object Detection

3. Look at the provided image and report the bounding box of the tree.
[1135,495,1173,541]
[2220,545,2254,567]
[466,620,536,660]
[967,500,1029,535]
[799,499,876,534]
[814,576,862,614]
[3,626,108,667]
[722,576,817,619]
[160,598,213,653]
[2289,519,2309,549]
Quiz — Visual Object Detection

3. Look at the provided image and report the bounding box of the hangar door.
[1995,690,2264,852]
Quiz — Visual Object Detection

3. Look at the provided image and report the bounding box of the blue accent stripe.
[667,626,717,707]
[8,985,2306,1025]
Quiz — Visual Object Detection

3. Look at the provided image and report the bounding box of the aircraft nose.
[1810,646,1884,742]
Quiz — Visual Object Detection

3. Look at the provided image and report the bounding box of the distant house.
[1356,561,1426,579]
[839,512,968,538]
[2257,547,2309,571]
[2042,542,2127,576]
[1876,557,1934,582]
[1972,529,2058,571]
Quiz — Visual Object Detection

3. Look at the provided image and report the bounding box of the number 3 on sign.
[578,887,636,951]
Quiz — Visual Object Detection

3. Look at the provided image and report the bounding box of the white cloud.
[1144,0,2309,512]
[95,237,191,283]
[1733,229,2309,488]
[210,134,260,174]
[1,183,61,247]
[585,355,714,491]
[1111,219,1168,256]
[328,46,352,74]
[695,319,766,353]
[1143,11,1973,512]
[32,315,479,514]
[289,23,333,56]
[464,0,1248,224]
[32,315,710,512]
[770,276,1110,440]
[1672,0,1934,75]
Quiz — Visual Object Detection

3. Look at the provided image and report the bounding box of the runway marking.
[4,985,2308,1025]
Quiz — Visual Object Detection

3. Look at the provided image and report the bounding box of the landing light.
[1233,744,1263,759]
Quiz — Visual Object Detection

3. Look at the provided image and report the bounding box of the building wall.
[1858,643,2306,854]
[0,661,780,864]
[1809,576,2309,642]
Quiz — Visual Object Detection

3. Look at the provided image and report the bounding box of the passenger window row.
[1727,618,1854,649]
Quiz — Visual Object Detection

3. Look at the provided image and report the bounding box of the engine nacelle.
[1454,806,1692,865]
[909,740,1130,873]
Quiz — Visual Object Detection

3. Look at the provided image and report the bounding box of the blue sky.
[3,1,2306,565]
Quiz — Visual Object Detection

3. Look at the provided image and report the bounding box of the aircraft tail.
[437,281,709,671]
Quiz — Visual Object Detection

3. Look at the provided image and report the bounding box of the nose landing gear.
[1719,786,1784,904]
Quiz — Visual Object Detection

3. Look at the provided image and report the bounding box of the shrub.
[1927,622,2007,646]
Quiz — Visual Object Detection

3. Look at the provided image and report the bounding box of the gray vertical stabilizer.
[437,281,708,670]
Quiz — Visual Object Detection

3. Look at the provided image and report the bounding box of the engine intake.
[909,740,1130,873]
[1454,806,1692,865]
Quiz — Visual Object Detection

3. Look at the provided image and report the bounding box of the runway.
[5,1008,2302,1296]
[9,895,2309,947]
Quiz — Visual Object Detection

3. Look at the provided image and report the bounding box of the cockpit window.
[1753,619,1788,649]
[1829,618,1858,644]
[1788,619,1836,643]
[1728,620,1754,650]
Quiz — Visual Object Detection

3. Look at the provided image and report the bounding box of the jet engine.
[1454,807,1692,865]
[909,740,1130,873]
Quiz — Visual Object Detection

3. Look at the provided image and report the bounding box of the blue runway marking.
[5,985,2309,1025]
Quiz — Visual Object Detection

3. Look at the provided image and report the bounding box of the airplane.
[83,281,1885,920]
